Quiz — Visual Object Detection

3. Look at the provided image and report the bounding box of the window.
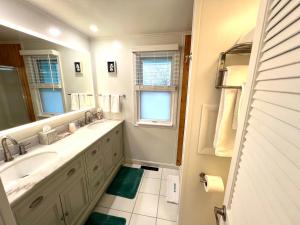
[134,51,180,126]
[24,54,65,116]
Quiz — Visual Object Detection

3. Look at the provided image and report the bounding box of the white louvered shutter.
[222,0,300,224]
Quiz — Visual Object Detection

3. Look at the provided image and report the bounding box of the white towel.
[111,94,120,113]
[214,66,248,157]
[78,93,94,109]
[101,94,111,112]
[71,93,79,111]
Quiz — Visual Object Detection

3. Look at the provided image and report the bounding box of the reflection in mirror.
[0,25,95,131]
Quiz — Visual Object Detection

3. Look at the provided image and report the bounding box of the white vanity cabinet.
[12,157,88,225]
[11,122,124,225]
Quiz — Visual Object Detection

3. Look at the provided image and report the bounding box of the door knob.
[214,205,226,225]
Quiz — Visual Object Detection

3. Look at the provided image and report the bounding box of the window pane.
[39,88,64,114]
[142,57,172,86]
[37,59,60,84]
[140,91,171,121]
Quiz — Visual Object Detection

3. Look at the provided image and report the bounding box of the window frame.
[133,50,180,127]
[30,54,66,117]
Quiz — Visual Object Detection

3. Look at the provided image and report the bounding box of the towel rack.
[215,42,252,89]
[98,94,126,98]
[67,93,94,96]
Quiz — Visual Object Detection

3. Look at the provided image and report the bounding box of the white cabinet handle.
[67,168,76,177]
[93,165,99,171]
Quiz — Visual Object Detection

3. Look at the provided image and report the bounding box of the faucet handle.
[19,142,30,155]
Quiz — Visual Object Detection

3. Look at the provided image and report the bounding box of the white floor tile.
[133,193,159,217]
[129,214,156,225]
[162,168,179,180]
[123,163,141,169]
[93,206,131,225]
[97,194,136,213]
[143,168,162,179]
[156,219,177,225]
[160,180,167,196]
[140,178,161,195]
[157,196,178,221]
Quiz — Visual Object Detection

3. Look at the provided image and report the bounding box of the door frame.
[222,0,270,223]
[176,34,192,166]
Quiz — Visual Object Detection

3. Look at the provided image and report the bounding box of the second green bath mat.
[85,212,126,225]
[106,166,144,199]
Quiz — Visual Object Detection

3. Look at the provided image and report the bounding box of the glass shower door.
[0,66,30,130]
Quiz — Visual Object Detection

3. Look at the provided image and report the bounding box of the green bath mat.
[106,166,144,199]
[85,212,126,225]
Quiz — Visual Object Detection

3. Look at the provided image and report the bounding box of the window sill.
[135,121,174,128]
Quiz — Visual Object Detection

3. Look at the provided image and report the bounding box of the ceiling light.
[48,27,61,37]
[89,25,98,32]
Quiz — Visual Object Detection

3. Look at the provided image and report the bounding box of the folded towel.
[111,94,120,113]
[214,66,248,157]
[101,94,111,112]
[71,93,79,111]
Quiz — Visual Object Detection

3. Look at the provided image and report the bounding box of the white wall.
[179,0,260,225]
[91,33,186,165]
[0,0,90,53]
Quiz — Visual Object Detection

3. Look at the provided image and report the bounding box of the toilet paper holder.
[199,172,207,184]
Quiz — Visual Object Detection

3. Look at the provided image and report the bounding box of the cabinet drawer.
[87,158,103,182]
[89,170,105,198]
[61,157,84,184]
[85,142,101,163]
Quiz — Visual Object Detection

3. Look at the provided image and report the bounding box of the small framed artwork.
[107,61,117,74]
[74,62,82,73]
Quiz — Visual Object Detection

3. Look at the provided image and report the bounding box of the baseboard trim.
[124,158,179,170]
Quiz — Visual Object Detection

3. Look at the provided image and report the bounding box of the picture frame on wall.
[74,62,82,73]
[107,61,117,74]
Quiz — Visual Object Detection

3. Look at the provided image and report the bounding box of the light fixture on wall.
[89,24,98,33]
[48,27,61,37]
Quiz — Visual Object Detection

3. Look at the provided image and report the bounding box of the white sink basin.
[86,120,106,130]
[0,151,58,190]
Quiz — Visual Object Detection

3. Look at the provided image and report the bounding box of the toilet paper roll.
[204,175,224,193]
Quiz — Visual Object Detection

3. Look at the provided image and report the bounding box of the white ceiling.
[25,0,194,38]
[0,25,38,41]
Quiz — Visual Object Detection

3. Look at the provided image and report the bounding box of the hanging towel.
[101,94,111,112]
[214,66,248,157]
[78,93,94,109]
[111,94,120,113]
[71,93,79,111]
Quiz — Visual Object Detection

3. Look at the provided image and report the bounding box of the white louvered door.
[220,0,300,224]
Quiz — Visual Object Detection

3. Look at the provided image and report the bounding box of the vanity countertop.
[0,119,123,205]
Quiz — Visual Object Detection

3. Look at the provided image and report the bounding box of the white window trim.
[24,52,67,117]
[132,48,180,127]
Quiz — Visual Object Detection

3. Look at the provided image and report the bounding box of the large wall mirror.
[0,25,95,131]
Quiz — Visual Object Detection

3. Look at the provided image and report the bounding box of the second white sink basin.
[86,119,106,130]
[0,151,58,190]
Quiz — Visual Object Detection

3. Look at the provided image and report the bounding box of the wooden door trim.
[176,35,191,166]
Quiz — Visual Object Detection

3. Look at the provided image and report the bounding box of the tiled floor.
[94,164,179,225]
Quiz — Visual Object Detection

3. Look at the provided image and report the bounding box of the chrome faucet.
[1,135,17,162]
[1,135,29,162]
[85,110,93,124]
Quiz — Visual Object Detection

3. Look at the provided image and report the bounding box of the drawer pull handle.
[93,165,99,171]
[95,181,101,187]
[65,212,69,217]
[91,150,97,155]
[29,196,44,208]
[67,168,76,177]
[114,153,117,157]
[106,138,110,142]
[116,130,119,134]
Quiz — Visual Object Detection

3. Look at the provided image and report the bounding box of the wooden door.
[176,35,191,165]
[220,0,300,224]
[0,44,35,122]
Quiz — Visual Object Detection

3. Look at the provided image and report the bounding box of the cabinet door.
[102,133,114,177]
[31,199,64,225]
[60,176,89,225]
[112,126,123,165]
